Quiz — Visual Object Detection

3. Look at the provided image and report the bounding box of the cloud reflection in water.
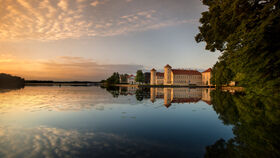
[0,126,188,158]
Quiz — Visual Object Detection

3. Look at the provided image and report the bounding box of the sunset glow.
[0,0,219,81]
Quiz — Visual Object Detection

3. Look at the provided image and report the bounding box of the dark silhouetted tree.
[135,70,144,84]
[106,72,120,85]
[0,73,24,89]
[196,0,280,93]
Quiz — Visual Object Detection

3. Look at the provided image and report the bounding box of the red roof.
[164,64,172,68]
[151,68,156,71]
[156,72,164,77]
[127,75,134,79]
[172,69,201,75]
[202,68,212,73]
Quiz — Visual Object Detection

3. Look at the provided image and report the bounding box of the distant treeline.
[0,73,25,89]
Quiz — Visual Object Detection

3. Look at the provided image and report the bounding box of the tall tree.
[196,0,280,93]
[120,74,129,83]
[211,60,235,86]
[106,72,120,85]
[135,70,144,84]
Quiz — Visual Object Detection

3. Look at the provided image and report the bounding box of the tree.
[211,60,235,86]
[196,0,280,93]
[0,73,25,89]
[106,72,120,85]
[135,70,144,84]
[120,74,128,83]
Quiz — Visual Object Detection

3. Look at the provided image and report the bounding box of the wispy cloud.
[58,0,69,11]
[90,0,101,7]
[0,55,143,81]
[0,0,198,41]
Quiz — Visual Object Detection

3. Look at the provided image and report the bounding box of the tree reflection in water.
[101,86,120,98]
[104,86,150,101]
[103,86,280,157]
[205,90,280,158]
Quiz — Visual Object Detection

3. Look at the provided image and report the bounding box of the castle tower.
[164,64,172,85]
[150,68,156,85]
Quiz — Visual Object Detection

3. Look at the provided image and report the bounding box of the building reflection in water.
[119,86,138,95]
[110,86,212,107]
[150,88,212,107]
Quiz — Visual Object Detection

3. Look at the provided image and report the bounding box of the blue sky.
[0,0,220,81]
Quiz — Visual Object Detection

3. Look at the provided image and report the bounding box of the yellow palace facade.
[150,64,212,86]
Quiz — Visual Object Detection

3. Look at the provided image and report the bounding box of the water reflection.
[0,86,140,114]
[206,90,280,158]
[106,87,213,107]
[105,86,280,157]
[0,86,279,158]
[0,86,24,93]
[0,126,188,158]
[150,88,211,107]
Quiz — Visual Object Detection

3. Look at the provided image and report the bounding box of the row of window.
[174,75,201,79]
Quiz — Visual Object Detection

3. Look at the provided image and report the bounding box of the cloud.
[0,0,199,41]
[0,55,143,81]
[90,0,100,7]
[58,0,68,11]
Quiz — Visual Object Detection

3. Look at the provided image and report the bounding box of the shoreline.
[23,83,244,91]
[113,84,244,90]
[25,82,100,86]
[115,84,214,88]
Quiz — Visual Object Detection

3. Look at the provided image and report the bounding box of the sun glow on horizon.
[0,55,144,81]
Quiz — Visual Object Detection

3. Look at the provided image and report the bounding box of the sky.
[0,0,220,81]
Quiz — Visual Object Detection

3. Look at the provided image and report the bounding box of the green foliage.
[120,74,129,83]
[105,72,120,85]
[135,70,144,83]
[206,90,280,158]
[196,0,280,93]
[211,60,235,86]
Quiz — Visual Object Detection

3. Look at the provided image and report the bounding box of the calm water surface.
[0,86,278,158]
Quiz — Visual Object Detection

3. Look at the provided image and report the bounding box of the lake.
[0,86,278,158]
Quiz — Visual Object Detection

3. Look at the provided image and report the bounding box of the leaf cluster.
[135,70,144,83]
[196,0,280,92]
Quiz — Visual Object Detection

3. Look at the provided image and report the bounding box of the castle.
[150,64,212,86]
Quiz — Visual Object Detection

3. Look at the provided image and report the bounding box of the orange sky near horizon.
[0,55,144,81]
